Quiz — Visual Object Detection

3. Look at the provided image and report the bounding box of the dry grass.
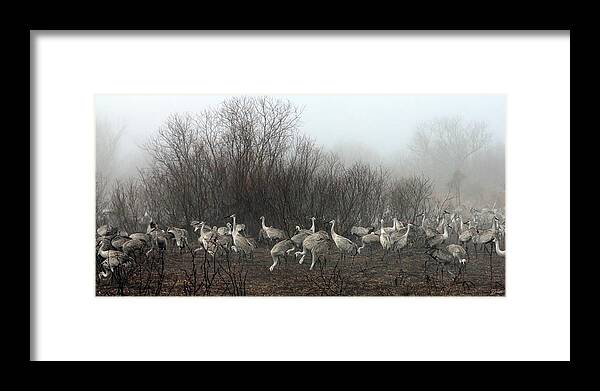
[96,239,505,296]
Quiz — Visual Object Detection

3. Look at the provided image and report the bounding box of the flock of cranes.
[96,207,505,286]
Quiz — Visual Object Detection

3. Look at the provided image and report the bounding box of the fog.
[96,95,505,230]
[96,94,505,172]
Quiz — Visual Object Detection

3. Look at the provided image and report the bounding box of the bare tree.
[96,174,109,226]
[409,116,491,205]
[387,174,434,224]
[96,118,126,178]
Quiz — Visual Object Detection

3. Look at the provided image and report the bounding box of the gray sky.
[95,94,506,175]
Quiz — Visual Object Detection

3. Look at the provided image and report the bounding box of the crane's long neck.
[443,224,448,238]
[98,241,110,258]
[392,219,397,231]
[310,218,315,233]
[421,213,426,228]
[331,221,337,239]
[261,217,267,230]
[232,216,237,238]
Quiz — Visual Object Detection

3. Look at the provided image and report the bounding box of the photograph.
[95,94,506,296]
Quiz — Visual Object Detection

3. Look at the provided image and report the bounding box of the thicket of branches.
[97,97,446,236]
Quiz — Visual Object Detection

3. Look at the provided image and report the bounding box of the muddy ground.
[96,238,505,296]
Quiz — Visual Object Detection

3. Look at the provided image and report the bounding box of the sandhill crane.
[146,220,158,234]
[458,219,477,257]
[217,224,230,235]
[290,218,316,254]
[294,226,304,234]
[97,224,117,237]
[493,238,505,257]
[97,238,121,259]
[97,238,134,279]
[192,222,213,254]
[357,231,380,255]
[306,216,316,233]
[496,219,506,245]
[351,225,375,238]
[234,223,246,235]
[98,256,133,279]
[308,238,333,271]
[110,235,130,251]
[167,227,189,253]
[392,218,405,230]
[447,244,468,274]
[269,239,296,272]
[436,217,444,235]
[215,229,233,256]
[295,229,330,268]
[122,238,147,261]
[166,230,178,251]
[260,216,288,244]
[422,216,438,239]
[194,226,220,258]
[230,214,254,260]
[150,231,168,255]
[477,216,499,254]
[129,232,150,244]
[329,219,359,262]
[257,228,269,246]
[146,223,168,256]
[192,221,210,236]
[290,230,309,250]
[378,218,393,261]
[448,213,461,242]
[295,217,316,236]
[476,216,499,284]
[389,223,413,271]
[374,219,399,235]
[415,212,437,239]
[390,223,413,253]
[427,223,450,249]
[426,247,456,282]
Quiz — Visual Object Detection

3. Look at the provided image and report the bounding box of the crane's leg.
[296,248,306,261]
[269,255,278,272]
[489,244,493,285]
